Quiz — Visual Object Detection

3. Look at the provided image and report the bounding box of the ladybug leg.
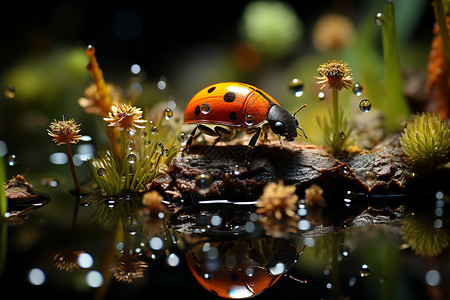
[197,125,231,146]
[260,123,271,144]
[244,127,261,166]
[182,125,198,157]
[212,126,232,146]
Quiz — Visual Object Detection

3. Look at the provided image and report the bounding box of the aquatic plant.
[315,60,353,155]
[401,215,450,257]
[399,112,450,166]
[48,117,82,193]
[255,181,299,238]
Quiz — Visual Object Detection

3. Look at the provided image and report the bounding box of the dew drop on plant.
[156,142,164,153]
[162,148,169,158]
[289,78,304,97]
[151,125,158,135]
[8,154,17,166]
[200,103,211,114]
[338,131,345,140]
[359,264,371,277]
[318,91,325,101]
[97,168,107,176]
[144,139,151,147]
[127,153,137,164]
[126,142,134,150]
[244,115,255,126]
[163,108,173,120]
[375,12,383,26]
[4,84,15,99]
[352,83,363,96]
[178,132,186,143]
[195,174,212,195]
[359,99,372,112]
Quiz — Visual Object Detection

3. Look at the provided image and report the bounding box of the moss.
[399,112,450,166]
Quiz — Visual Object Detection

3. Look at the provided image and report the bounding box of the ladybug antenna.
[293,104,307,117]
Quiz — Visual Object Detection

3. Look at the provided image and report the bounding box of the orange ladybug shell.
[184,82,281,128]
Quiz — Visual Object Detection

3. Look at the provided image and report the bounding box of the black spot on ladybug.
[229,111,237,121]
[194,105,200,115]
[230,273,238,281]
[207,86,216,93]
[223,92,236,102]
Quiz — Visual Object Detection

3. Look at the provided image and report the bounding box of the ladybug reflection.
[185,237,304,299]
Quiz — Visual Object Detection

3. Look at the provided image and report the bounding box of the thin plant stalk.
[332,88,339,138]
[0,156,6,277]
[65,143,81,194]
[380,1,411,132]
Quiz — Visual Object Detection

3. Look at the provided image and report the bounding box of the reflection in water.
[184,236,303,298]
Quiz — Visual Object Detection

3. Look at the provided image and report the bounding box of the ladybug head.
[267,105,299,142]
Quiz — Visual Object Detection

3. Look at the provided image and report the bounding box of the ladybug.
[183,82,307,164]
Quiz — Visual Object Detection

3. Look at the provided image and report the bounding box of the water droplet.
[144,139,151,147]
[4,85,15,99]
[178,132,187,143]
[352,83,363,96]
[359,264,371,277]
[232,164,240,176]
[97,168,107,176]
[163,108,173,120]
[375,12,383,26]
[162,148,169,158]
[289,78,304,97]
[338,131,345,140]
[244,115,255,126]
[195,174,212,195]
[151,125,158,135]
[126,141,134,150]
[359,99,372,112]
[127,153,137,164]
[200,103,211,114]
[8,154,17,166]
[156,142,164,153]
[318,91,325,101]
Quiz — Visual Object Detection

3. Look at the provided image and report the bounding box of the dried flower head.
[48,117,82,145]
[315,60,353,90]
[53,249,85,272]
[399,112,450,165]
[255,181,299,237]
[78,83,120,116]
[111,253,148,283]
[104,103,147,132]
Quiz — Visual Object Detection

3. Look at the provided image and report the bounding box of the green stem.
[332,88,339,136]
[381,1,411,132]
[0,156,6,277]
[433,0,450,72]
